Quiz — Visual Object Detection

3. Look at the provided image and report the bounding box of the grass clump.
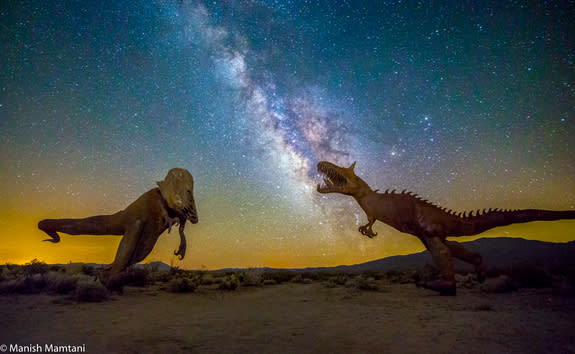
[218,274,240,291]
[168,277,197,293]
[241,268,263,286]
[345,275,379,291]
[75,277,108,302]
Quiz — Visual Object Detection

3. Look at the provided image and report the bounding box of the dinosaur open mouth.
[317,162,347,193]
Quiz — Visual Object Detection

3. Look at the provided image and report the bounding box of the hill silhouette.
[294,237,575,273]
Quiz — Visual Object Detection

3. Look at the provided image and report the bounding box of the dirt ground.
[1,282,574,354]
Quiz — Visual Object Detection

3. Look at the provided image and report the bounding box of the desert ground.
[1,281,574,354]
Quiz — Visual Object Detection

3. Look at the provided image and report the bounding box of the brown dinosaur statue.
[316,160,575,295]
[38,168,198,284]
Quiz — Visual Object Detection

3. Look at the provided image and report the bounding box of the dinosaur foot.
[417,280,457,296]
[358,225,378,238]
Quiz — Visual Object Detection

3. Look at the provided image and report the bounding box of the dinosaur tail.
[462,209,575,236]
[38,213,125,242]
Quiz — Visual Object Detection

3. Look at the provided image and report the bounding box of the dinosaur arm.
[174,217,187,260]
[166,216,179,233]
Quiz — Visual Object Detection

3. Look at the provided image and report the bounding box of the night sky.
[1,1,574,269]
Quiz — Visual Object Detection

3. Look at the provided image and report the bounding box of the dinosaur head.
[157,168,198,224]
[317,161,368,196]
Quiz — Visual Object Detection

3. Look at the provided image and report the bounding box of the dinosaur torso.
[357,190,462,238]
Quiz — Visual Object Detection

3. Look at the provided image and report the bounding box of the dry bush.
[383,269,414,284]
[345,275,379,291]
[24,259,50,276]
[75,278,108,302]
[290,274,313,284]
[262,271,292,284]
[411,263,440,284]
[218,274,240,291]
[122,267,151,287]
[323,274,349,288]
[0,274,46,294]
[168,277,197,293]
[150,270,172,283]
[200,273,215,285]
[44,271,80,295]
[480,275,516,293]
[241,268,263,286]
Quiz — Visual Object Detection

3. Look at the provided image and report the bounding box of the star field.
[0,0,574,268]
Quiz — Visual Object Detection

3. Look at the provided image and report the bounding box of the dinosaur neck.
[350,177,376,201]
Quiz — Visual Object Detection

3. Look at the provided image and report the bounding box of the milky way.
[1,0,574,268]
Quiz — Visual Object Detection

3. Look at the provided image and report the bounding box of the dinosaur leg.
[419,236,456,295]
[445,240,486,282]
[109,219,144,275]
[38,213,125,242]
[359,217,378,238]
[128,224,165,265]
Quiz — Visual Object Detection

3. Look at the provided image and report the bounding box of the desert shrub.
[168,277,197,293]
[218,274,240,291]
[44,271,79,295]
[24,259,50,276]
[75,278,108,302]
[212,275,225,284]
[291,274,315,284]
[383,269,413,284]
[149,270,171,283]
[361,270,385,281]
[480,275,516,293]
[412,263,440,284]
[0,274,47,294]
[200,273,215,285]
[324,278,338,288]
[169,266,186,278]
[241,268,263,286]
[455,273,479,289]
[122,267,151,287]
[302,272,323,281]
[507,264,553,288]
[323,274,348,288]
[81,264,98,277]
[262,271,293,284]
[3,263,23,279]
[345,275,379,291]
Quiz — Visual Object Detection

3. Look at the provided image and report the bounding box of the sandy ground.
[1,283,574,354]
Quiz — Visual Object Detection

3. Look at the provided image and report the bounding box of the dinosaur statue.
[38,168,198,284]
[316,160,575,295]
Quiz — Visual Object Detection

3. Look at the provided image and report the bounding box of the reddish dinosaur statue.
[38,168,198,284]
[317,161,575,295]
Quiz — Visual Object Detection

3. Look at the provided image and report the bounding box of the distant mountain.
[295,237,575,273]
[53,261,172,271]
[141,261,172,271]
